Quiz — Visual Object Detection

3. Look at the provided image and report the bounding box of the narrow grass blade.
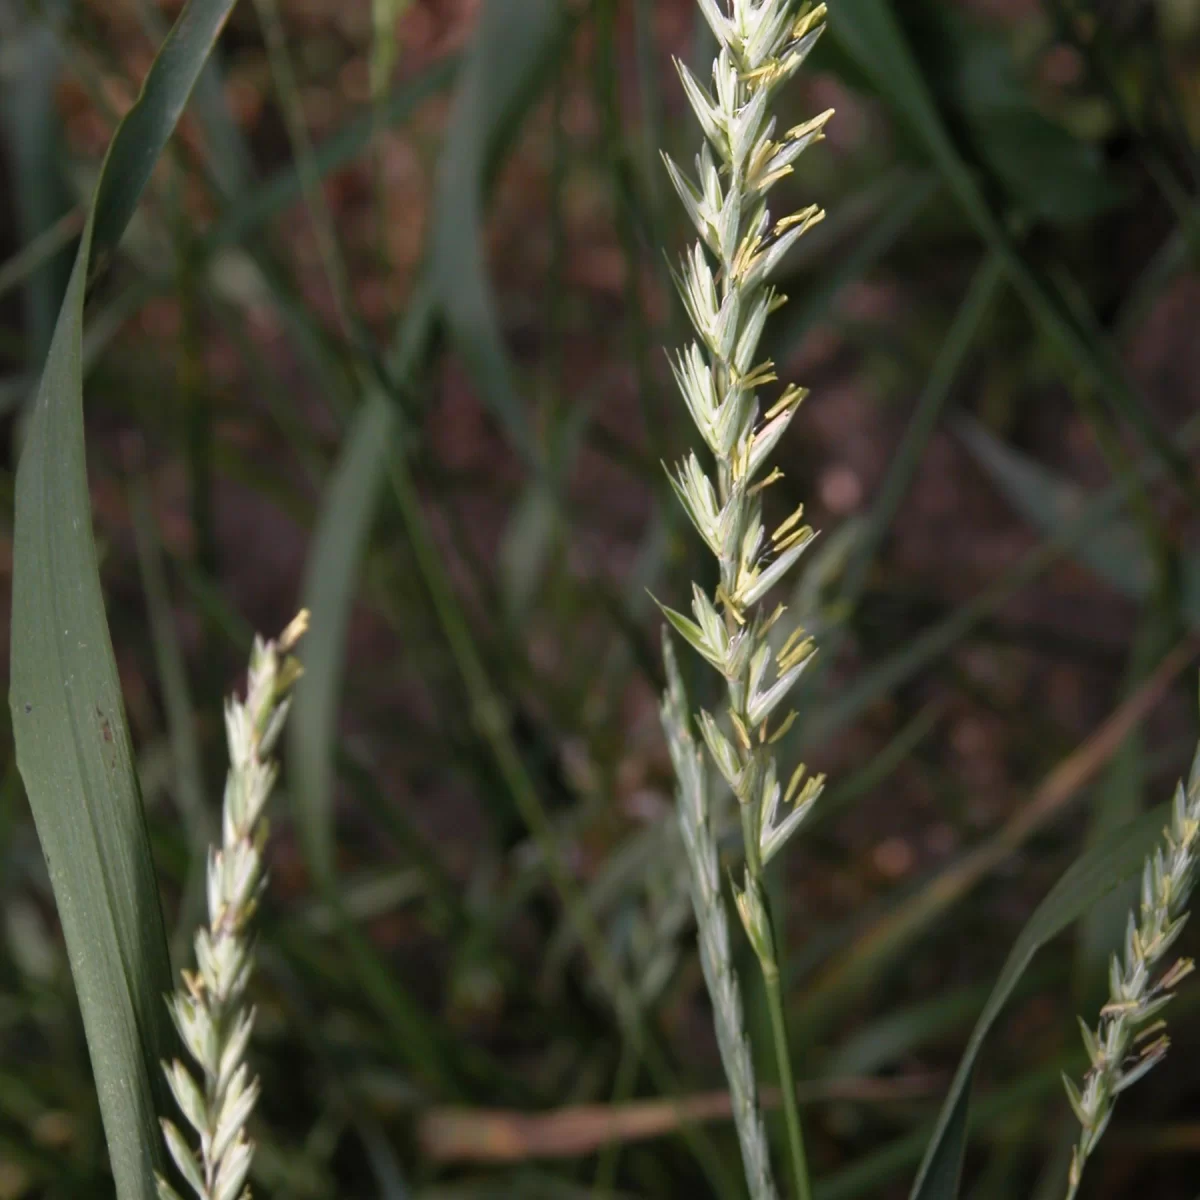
[91,2,238,261]
[0,209,82,307]
[816,1070,1064,1200]
[289,394,395,886]
[204,56,457,250]
[286,307,466,1095]
[0,21,72,363]
[9,3,240,1197]
[800,414,1200,755]
[799,642,1194,1036]
[429,0,572,463]
[957,416,1200,626]
[908,802,1176,1199]
[827,0,1200,510]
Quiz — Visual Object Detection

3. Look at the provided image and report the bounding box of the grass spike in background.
[658,3,832,1197]
[1064,730,1200,1199]
[157,613,308,1200]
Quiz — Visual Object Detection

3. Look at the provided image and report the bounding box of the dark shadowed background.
[2,0,1200,1196]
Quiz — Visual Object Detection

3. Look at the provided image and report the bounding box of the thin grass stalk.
[657,2,833,1195]
[156,613,308,1200]
[1063,729,1200,1199]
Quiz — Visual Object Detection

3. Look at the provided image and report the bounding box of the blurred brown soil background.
[2,0,1200,1196]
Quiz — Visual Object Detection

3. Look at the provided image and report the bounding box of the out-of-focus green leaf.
[827,0,1200,510]
[0,20,72,363]
[289,0,575,884]
[958,416,1200,624]
[798,640,1192,1038]
[286,293,466,1095]
[897,4,1121,225]
[815,1070,1064,1200]
[824,984,992,1078]
[499,398,591,621]
[429,0,572,462]
[8,4,239,1198]
[958,416,1154,596]
[289,394,395,887]
[91,4,238,261]
[205,56,458,250]
[909,802,1171,1199]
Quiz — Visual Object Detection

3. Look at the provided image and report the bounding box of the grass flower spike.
[661,634,777,1199]
[1063,739,1200,1200]
[157,612,308,1200]
[658,3,832,1198]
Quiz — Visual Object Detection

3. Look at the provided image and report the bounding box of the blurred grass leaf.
[827,0,1200,510]
[910,800,1173,1198]
[291,0,578,882]
[958,416,1200,624]
[205,55,458,251]
[290,394,395,886]
[958,415,1154,596]
[429,0,572,463]
[499,398,591,621]
[897,3,1122,225]
[0,19,72,363]
[9,3,239,1197]
[799,641,1191,1035]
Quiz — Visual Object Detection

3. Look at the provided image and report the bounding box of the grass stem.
[762,936,811,1200]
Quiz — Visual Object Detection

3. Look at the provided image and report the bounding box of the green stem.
[761,903,811,1200]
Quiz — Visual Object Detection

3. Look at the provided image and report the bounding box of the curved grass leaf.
[958,416,1200,626]
[286,298,472,1096]
[0,20,72,364]
[429,0,572,463]
[288,0,574,885]
[289,394,395,886]
[9,3,239,1197]
[895,2,1121,226]
[909,801,1172,1198]
[958,416,1154,598]
[205,55,457,250]
[827,0,1200,511]
[798,642,1192,1037]
[90,2,238,261]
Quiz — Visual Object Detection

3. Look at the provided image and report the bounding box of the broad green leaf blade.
[12,242,176,1200]
[289,393,395,886]
[909,802,1170,1199]
[9,3,240,1197]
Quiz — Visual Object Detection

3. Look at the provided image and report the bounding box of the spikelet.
[156,613,308,1200]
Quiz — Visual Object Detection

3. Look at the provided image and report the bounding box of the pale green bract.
[1064,738,1200,1200]
[661,635,777,1199]
[157,613,308,1200]
[657,4,832,1198]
